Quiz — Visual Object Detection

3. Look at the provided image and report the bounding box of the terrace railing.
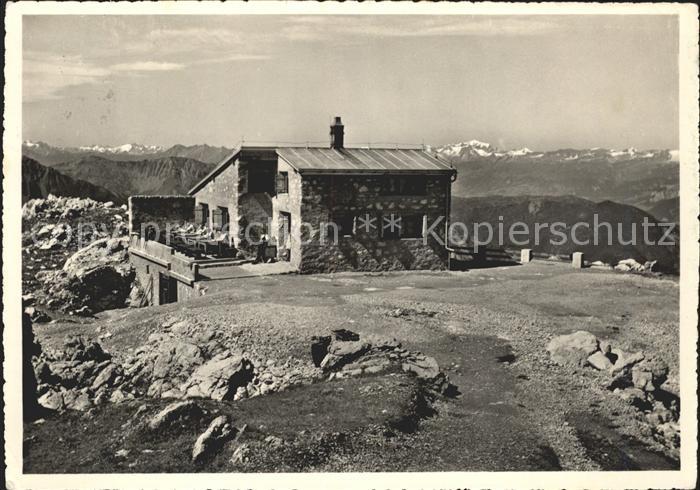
[129,234,198,284]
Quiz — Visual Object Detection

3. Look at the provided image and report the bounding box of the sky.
[22,15,679,151]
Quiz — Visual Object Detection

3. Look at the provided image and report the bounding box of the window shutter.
[194,205,204,226]
[212,208,223,230]
[276,173,288,194]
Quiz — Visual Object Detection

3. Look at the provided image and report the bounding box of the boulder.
[25,307,50,323]
[62,336,111,363]
[64,391,92,411]
[230,443,251,465]
[181,352,254,401]
[615,258,644,272]
[36,224,55,239]
[609,349,644,374]
[587,351,613,370]
[38,389,64,411]
[320,340,370,371]
[546,331,599,367]
[264,435,284,448]
[616,387,649,409]
[192,415,235,463]
[310,335,332,367]
[644,260,659,272]
[91,363,119,390]
[631,358,669,392]
[39,238,61,250]
[149,401,203,430]
[660,376,680,397]
[402,354,440,380]
[655,422,680,447]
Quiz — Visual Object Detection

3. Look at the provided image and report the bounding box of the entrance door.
[279,212,291,262]
[220,207,229,233]
[158,272,178,304]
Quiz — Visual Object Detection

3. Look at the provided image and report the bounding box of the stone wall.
[298,174,451,273]
[130,253,200,306]
[129,195,195,238]
[270,158,303,269]
[128,235,200,306]
[192,159,239,242]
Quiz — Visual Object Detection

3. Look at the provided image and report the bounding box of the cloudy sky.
[23,15,679,150]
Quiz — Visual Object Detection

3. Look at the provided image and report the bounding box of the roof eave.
[297,168,457,176]
[275,151,302,173]
[188,148,241,195]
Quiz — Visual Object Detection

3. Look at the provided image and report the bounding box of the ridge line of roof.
[188,147,241,195]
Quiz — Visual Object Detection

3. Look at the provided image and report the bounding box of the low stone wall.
[129,195,195,237]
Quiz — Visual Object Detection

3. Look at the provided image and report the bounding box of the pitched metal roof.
[276,147,455,174]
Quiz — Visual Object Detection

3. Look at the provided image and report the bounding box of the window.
[195,203,209,227]
[380,176,427,196]
[381,215,401,240]
[336,214,355,237]
[402,215,425,239]
[212,206,229,231]
[276,172,289,194]
[325,214,355,242]
[381,214,425,240]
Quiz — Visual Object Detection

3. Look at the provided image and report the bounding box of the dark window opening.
[330,214,355,238]
[195,203,210,227]
[212,206,229,232]
[381,214,425,240]
[276,172,289,194]
[381,215,401,240]
[402,215,425,239]
[380,176,427,196]
[248,167,275,194]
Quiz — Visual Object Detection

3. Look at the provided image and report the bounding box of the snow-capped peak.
[462,140,492,149]
[76,143,164,154]
[506,147,533,157]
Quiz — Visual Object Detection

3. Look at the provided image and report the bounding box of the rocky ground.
[23,261,681,472]
[22,195,137,318]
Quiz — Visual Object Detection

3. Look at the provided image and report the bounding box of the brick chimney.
[330,116,344,150]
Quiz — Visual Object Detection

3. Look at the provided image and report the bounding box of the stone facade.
[192,151,278,251]
[270,158,303,269]
[192,158,239,242]
[293,173,450,273]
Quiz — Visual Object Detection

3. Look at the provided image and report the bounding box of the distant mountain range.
[451,195,679,272]
[429,140,678,163]
[22,140,233,165]
[429,140,679,223]
[51,156,215,203]
[21,138,679,225]
[22,156,120,204]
